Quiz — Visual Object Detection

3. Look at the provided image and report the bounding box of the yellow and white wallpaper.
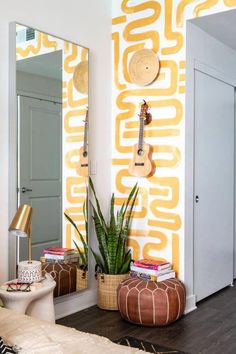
[112,0,236,278]
[63,42,88,250]
[16,25,88,252]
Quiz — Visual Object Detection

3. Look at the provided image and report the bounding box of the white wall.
[0,0,111,318]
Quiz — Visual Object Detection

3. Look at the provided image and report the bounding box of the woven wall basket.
[76,269,88,291]
[97,273,129,310]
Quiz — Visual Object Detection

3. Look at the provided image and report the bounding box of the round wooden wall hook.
[73,60,88,94]
[129,49,160,86]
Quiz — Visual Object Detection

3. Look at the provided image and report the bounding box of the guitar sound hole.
[83,151,88,158]
[137,149,143,156]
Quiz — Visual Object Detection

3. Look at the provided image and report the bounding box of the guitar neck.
[138,116,144,150]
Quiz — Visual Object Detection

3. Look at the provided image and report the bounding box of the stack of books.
[42,247,79,263]
[130,259,175,282]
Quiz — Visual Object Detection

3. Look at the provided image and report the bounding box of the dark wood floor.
[57,282,236,354]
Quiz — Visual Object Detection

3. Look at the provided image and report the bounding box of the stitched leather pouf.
[42,262,76,297]
[117,278,186,326]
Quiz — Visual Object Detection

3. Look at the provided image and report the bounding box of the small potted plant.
[89,177,138,310]
[64,193,88,291]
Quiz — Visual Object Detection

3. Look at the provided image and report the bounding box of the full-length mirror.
[14,23,89,293]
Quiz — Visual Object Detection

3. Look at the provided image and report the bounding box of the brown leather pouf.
[42,262,76,297]
[117,278,186,326]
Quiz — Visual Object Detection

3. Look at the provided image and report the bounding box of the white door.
[194,70,234,301]
[18,96,62,261]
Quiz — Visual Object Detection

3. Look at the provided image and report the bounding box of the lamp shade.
[9,204,32,237]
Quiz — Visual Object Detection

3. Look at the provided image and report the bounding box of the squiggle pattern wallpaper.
[112,0,236,278]
[63,43,88,251]
[16,25,88,252]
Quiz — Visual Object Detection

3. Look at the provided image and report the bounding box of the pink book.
[133,259,171,270]
[43,247,74,255]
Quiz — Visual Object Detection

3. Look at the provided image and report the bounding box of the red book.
[133,259,171,270]
[43,247,74,256]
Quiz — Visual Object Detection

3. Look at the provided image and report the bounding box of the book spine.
[131,265,158,275]
[133,262,171,270]
[156,271,176,282]
[130,270,175,282]
[130,265,171,276]
[44,253,78,260]
[44,254,65,260]
[130,271,157,281]
[45,259,79,264]
[43,250,75,256]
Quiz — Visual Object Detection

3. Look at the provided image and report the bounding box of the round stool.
[117,278,186,326]
[0,275,56,323]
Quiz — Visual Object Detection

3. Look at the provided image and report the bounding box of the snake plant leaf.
[64,212,88,264]
[90,248,106,273]
[83,189,89,245]
[119,250,132,274]
[64,213,88,251]
[121,187,138,250]
[92,206,110,271]
[90,178,138,275]
[107,194,119,274]
[115,184,138,236]
[113,215,125,274]
[107,228,118,274]
[73,239,86,266]
[116,204,126,237]
[124,248,132,260]
[115,236,126,274]
[123,183,138,218]
[126,188,139,228]
[109,194,116,230]
[89,177,107,230]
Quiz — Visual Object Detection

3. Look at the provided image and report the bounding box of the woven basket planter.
[76,269,88,291]
[97,273,129,310]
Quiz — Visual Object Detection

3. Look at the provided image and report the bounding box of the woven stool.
[117,278,186,326]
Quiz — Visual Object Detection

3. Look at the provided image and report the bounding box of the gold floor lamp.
[9,204,42,283]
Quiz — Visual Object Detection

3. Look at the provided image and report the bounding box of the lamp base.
[18,260,42,283]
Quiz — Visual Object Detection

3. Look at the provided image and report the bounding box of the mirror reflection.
[15,24,89,293]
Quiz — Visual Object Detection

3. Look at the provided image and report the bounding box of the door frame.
[185,58,236,311]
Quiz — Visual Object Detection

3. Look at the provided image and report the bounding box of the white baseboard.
[55,293,197,320]
[184,294,197,314]
[54,289,96,320]
[54,284,197,319]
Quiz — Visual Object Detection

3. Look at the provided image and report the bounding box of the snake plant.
[64,189,88,270]
[90,177,138,274]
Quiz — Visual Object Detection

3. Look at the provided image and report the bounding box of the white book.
[156,270,176,282]
[130,264,172,276]
[45,254,64,260]
[45,253,79,261]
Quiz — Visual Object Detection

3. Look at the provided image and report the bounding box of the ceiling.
[16,50,62,81]
[190,9,236,51]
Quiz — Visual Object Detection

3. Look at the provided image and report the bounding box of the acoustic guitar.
[129,100,155,177]
[77,108,89,177]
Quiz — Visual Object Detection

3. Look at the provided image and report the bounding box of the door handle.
[195,195,199,203]
[21,187,32,193]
